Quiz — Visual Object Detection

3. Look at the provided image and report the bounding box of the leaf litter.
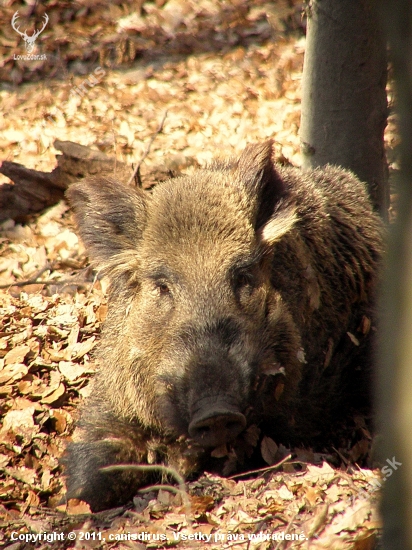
[0,0,397,547]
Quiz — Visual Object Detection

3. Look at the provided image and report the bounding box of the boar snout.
[188,398,247,447]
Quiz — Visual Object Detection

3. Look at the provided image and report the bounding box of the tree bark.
[377,2,412,549]
[300,0,388,215]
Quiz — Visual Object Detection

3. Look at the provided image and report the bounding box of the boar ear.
[258,204,297,245]
[235,140,287,228]
[236,140,296,244]
[66,178,147,265]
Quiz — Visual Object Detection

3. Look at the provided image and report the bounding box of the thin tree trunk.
[377,2,412,548]
[300,0,388,215]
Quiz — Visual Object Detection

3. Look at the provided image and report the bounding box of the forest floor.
[0,1,398,548]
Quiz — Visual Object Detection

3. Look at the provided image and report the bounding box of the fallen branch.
[0,132,179,222]
[0,271,92,289]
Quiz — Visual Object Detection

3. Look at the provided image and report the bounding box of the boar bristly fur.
[64,141,384,511]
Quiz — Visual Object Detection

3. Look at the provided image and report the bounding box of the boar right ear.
[66,178,147,266]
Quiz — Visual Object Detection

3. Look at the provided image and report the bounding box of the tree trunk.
[377,2,412,548]
[300,0,388,215]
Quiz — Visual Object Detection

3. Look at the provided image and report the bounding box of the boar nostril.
[195,426,211,438]
[188,411,246,448]
[226,420,241,431]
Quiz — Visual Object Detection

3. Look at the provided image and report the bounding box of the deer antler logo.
[11,11,49,53]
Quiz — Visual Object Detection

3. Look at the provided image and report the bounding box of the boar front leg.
[64,400,151,511]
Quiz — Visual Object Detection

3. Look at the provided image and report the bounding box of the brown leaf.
[0,385,13,396]
[51,409,70,434]
[359,315,372,335]
[244,424,260,447]
[211,444,229,458]
[65,499,92,514]
[1,407,39,447]
[41,383,66,405]
[261,436,278,465]
[277,484,294,500]
[2,406,36,432]
[349,437,371,463]
[97,303,108,322]
[330,500,371,534]
[7,466,37,486]
[58,360,88,382]
[4,344,31,365]
[304,485,321,506]
[189,495,215,515]
[306,462,336,485]
[0,454,11,468]
[0,363,28,384]
[70,336,96,360]
[41,469,52,491]
[354,533,377,550]
[25,490,40,507]
[274,381,285,400]
[307,503,329,538]
[347,331,360,346]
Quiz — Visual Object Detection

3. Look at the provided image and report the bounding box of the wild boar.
[65,140,384,511]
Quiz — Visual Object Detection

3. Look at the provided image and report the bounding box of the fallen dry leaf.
[261,436,279,465]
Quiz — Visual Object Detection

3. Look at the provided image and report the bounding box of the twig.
[128,110,168,187]
[306,504,329,541]
[0,270,49,289]
[0,276,90,289]
[137,484,179,495]
[246,514,275,550]
[274,511,300,550]
[86,269,101,298]
[228,454,292,480]
[0,263,95,290]
[332,446,350,466]
[111,122,118,176]
[0,264,51,289]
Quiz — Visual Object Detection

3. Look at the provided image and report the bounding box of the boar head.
[67,141,301,449]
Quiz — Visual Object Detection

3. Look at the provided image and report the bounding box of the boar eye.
[234,270,254,289]
[156,281,170,295]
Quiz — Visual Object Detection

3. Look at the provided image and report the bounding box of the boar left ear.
[235,140,296,243]
[66,177,147,267]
